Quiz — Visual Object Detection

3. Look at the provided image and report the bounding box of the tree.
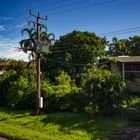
[42,30,108,80]
[108,36,140,56]
[108,37,130,56]
[19,27,55,60]
[0,60,35,108]
[128,36,140,56]
[81,66,128,114]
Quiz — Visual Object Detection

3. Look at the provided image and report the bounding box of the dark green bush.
[0,61,36,108]
[0,70,17,106]
[7,70,35,109]
[43,93,89,113]
[59,93,90,112]
[81,66,128,115]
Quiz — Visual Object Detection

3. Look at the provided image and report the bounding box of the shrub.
[41,72,84,113]
[0,70,17,106]
[81,66,128,115]
[0,61,36,109]
[6,69,35,109]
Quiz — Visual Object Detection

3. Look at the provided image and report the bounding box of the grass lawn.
[0,107,127,140]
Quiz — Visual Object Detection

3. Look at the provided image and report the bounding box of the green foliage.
[55,71,72,86]
[41,72,84,113]
[81,66,128,114]
[108,35,140,56]
[0,60,36,109]
[42,30,108,80]
[7,72,35,109]
[2,31,140,116]
[129,36,140,55]
[125,97,140,121]
[19,27,55,59]
[0,69,17,106]
[129,98,140,110]
[108,37,130,56]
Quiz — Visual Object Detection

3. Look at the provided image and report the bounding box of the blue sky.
[0,0,140,60]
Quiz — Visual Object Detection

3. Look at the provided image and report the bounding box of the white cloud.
[0,25,5,31]
[5,21,28,32]
[0,16,13,21]
[4,50,29,62]
[14,22,27,28]
[0,36,29,61]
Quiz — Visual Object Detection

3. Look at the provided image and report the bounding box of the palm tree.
[19,26,55,115]
[19,26,55,60]
[108,37,130,56]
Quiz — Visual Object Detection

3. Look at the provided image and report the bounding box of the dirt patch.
[110,125,140,140]
[0,137,9,140]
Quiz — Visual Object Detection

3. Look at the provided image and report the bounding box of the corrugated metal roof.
[108,56,140,62]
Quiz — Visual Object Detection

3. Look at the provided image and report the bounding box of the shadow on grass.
[0,118,7,122]
[0,107,33,120]
[41,112,123,140]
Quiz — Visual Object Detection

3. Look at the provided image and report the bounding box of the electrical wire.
[1,0,67,25]
[45,58,108,67]
[103,30,140,37]
[99,26,140,36]
[40,0,94,12]
[48,0,117,16]
[31,0,67,10]
[2,25,140,57]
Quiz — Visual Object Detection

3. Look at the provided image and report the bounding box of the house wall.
[110,62,140,92]
[0,67,5,75]
[125,62,140,79]
[110,63,121,73]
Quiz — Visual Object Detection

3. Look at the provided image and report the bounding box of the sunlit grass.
[129,97,140,109]
[0,107,127,140]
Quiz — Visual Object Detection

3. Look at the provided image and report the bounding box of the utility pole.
[29,9,48,115]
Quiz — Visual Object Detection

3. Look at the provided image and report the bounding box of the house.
[104,56,140,92]
[0,60,12,75]
[106,56,140,80]
[0,60,34,75]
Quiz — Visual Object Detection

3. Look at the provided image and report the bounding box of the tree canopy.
[108,36,140,56]
[42,30,108,79]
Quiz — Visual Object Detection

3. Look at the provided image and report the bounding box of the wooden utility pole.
[29,9,47,115]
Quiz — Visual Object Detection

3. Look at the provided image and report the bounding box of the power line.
[45,58,108,67]
[1,0,115,23]
[103,30,140,37]
[48,0,117,16]
[1,0,66,26]
[99,26,140,36]
[31,0,67,10]
[1,0,66,25]
[99,30,140,37]
[40,0,93,12]
[50,48,80,53]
